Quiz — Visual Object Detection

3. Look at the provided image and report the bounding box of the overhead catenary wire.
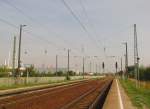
[0,18,18,29]
[0,0,103,67]
[79,0,92,28]
[61,0,101,50]
[0,18,82,62]
[79,0,132,56]
[1,0,35,24]
[0,0,106,57]
[0,18,64,50]
[79,0,103,46]
[1,0,82,55]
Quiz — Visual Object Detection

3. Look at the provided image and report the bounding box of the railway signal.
[115,62,118,73]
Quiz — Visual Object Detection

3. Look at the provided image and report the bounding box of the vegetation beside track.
[120,79,150,109]
[128,66,150,81]
[0,78,84,90]
[0,76,102,90]
[0,79,66,90]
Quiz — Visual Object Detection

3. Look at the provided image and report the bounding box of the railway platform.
[102,79,136,109]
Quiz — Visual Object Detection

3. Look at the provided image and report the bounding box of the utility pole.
[134,24,140,87]
[96,63,98,75]
[123,42,128,78]
[125,42,128,77]
[94,56,99,75]
[17,24,26,77]
[120,57,123,77]
[12,36,16,77]
[82,56,85,78]
[81,46,85,78]
[67,49,70,80]
[89,61,92,74]
[99,62,101,74]
[8,51,11,68]
[24,51,29,84]
[56,55,58,76]
[121,57,123,72]
[44,49,48,69]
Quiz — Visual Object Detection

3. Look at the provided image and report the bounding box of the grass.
[120,79,150,109]
[0,76,98,90]
[0,76,103,90]
[140,81,150,89]
[0,80,64,90]
[0,78,78,90]
[0,83,43,90]
[0,76,103,91]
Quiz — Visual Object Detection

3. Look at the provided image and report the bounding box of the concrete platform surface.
[103,79,136,109]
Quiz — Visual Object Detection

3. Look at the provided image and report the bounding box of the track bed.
[0,78,113,109]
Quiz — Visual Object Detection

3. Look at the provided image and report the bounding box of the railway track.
[61,79,112,109]
[0,79,91,98]
[0,78,113,109]
[0,79,93,103]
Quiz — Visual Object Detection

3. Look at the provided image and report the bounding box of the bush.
[66,75,70,80]
[127,65,150,81]
[54,71,64,76]
[0,72,8,77]
[68,71,76,76]
[0,66,11,77]
[139,66,150,81]
[128,66,135,78]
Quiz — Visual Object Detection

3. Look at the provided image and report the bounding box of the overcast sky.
[0,0,150,72]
